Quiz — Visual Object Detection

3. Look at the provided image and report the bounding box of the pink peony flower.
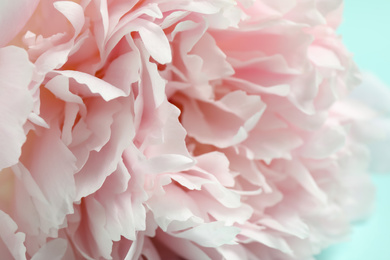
[0,0,384,259]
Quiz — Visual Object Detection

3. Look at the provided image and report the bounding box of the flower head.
[0,0,380,259]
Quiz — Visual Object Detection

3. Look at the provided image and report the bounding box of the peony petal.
[31,239,67,260]
[136,154,195,175]
[124,232,145,260]
[44,75,84,105]
[155,230,212,260]
[286,160,327,203]
[56,70,127,101]
[0,0,39,47]
[225,149,272,191]
[0,0,380,258]
[147,185,204,231]
[0,46,34,170]
[103,51,141,96]
[190,192,253,226]
[195,152,235,187]
[300,125,346,159]
[0,210,27,260]
[75,113,133,200]
[257,215,309,240]
[262,0,296,14]
[243,128,303,163]
[16,126,77,235]
[141,237,162,260]
[241,227,293,256]
[96,162,147,241]
[225,77,291,97]
[180,91,265,148]
[34,1,85,74]
[173,222,240,247]
[188,32,235,81]
[136,100,195,173]
[72,198,113,259]
[91,0,109,51]
[138,19,172,64]
[308,45,344,70]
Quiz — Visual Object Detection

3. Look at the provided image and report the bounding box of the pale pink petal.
[0,210,26,260]
[258,215,309,240]
[217,244,252,260]
[44,75,84,105]
[154,230,212,260]
[72,198,113,259]
[0,0,39,46]
[240,227,294,256]
[94,161,147,241]
[261,0,296,14]
[0,46,34,170]
[31,239,67,260]
[147,185,204,231]
[225,149,272,191]
[90,0,109,51]
[173,221,240,247]
[134,101,195,175]
[103,52,141,96]
[299,125,346,159]
[75,100,134,200]
[180,91,265,148]
[285,0,326,26]
[308,45,344,69]
[136,154,195,175]
[243,129,303,162]
[195,152,235,187]
[285,161,327,203]
[124,232,145,260]
[16,126,77,235]
[138,19,172,64]
[12,163,52,236]
[225,77,291,97]
[56,70,127,101]
[141,237,161,260]
[0,0,383,259]
[189,191,253,226]
[34,1,85,75]
[141,102,189,157]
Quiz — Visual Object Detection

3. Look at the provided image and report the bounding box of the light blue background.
[317,1,390,259]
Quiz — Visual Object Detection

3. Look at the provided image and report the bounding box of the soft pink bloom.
[0,0,386,259]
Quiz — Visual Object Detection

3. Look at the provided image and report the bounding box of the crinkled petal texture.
[0,0,385,259]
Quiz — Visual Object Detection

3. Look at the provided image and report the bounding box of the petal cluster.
[0,0,379,259]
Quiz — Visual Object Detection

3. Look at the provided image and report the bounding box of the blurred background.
[317,0,390,259]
